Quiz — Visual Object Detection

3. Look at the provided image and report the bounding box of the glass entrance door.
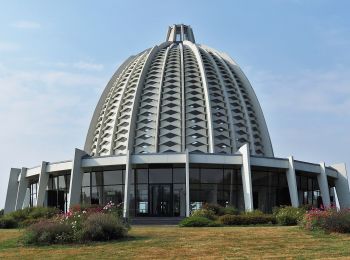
[150,184,172,216]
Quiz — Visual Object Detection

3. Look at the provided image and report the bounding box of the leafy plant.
[218,214,276,225]
[201,203,224,215]
[191,208,217,220]
[221,206,239,216]
[274,206,306,226]
[22,220,73,245]
[0,215,17,229]
[80,213,128,241]
[179,216,220,227]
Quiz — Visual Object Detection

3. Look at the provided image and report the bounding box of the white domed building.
[4,25,350,219]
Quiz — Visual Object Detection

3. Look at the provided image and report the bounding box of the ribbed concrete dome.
[85,24,273,157]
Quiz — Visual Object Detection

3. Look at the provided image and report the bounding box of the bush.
[28,207,60,220]
[179,216,220,227]
[0,215,17,228]
[322,210,350,233]
[2,207,60,228]
[221,206,239,216]
[218,214,276,225]
[274,206,306,226]
[80,213,128,241]
[301,208,350,233]
[191,208,216,220]
[242,209,264,216]
[202,203,223,215]
[0,209,4,216]
[23,220,73,245]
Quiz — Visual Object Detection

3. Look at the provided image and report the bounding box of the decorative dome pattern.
[85,25,273,157]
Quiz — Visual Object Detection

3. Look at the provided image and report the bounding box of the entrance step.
[131,217,184,225]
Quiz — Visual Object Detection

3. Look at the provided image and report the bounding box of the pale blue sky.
[0,0,349,208]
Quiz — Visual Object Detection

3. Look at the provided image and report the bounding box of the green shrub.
[28,207,60,220]
[0,209,4,216]
[274,206,306,226]
[179,216,220,227]
[0,215,17,228]
[191,208,216,220]
[242,209,264,216]
[80,213,128,241]
[23,220,73,245]
[221,206,239,216]
[218,214,276,225]
[201,203,223,215]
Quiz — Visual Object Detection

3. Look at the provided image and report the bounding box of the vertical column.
[318,162,331,207]
[332,187,341,210]
[331,163,350,208]
[123,150,132,219]
[15,167,28,210]
[185,149,190,217]
[286,156,299,207]
[67,149,87,209]
[36,161,48,207]
[4,168,21,213]
[238,144,253,211]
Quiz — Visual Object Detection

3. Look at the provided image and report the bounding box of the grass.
[1,226,350,259]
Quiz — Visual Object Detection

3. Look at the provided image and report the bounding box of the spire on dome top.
[166,24,195,43]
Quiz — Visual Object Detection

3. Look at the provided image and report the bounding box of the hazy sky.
[0,0,349,208]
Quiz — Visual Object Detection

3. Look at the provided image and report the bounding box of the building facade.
[4,25,350,218]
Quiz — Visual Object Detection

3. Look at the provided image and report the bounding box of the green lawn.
[1,226,350,259]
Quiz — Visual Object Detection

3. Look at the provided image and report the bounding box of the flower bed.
[22,202,129,245]
[301,207,350,233]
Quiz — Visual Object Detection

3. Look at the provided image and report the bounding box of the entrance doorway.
[149,184,172,216]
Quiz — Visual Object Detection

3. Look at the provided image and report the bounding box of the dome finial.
[166,24,195,43]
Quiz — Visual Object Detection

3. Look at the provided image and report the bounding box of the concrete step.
[131,217,184,225]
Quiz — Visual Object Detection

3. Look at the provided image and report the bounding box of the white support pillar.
[4,168,21,213]
[318,162,331,208]
[331,163,350,208]
[238,144,253,211]
[185,149,190,217]
[67,149,87,210]
[123,150,131,219]
[332,187,340,211]
[36,161,48,207]
[286,156,299,207]
[15,167,28,210]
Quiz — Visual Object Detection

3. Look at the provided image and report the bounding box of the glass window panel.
[136,169,148,184]
[82,172,90,187]
[301,176,308,190]
[104,170,123,185]
[91,172,103,186]
[53,176,58,190]
[223,169,236,185]
[149,168,172,183]
[173,184,186,217]
[91,186,102,204]
[278,174,288,187]
[136,184,148,214]
[189,168,200,183]
[103,185,124,205]
[65,175,71,190]
[58,176,65,190]
[173,168,185,183]
[252,171,269,186]
[201,183,219,204]
[201,168,223,184]
[81,187,91,205]
[236,170,242,185]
